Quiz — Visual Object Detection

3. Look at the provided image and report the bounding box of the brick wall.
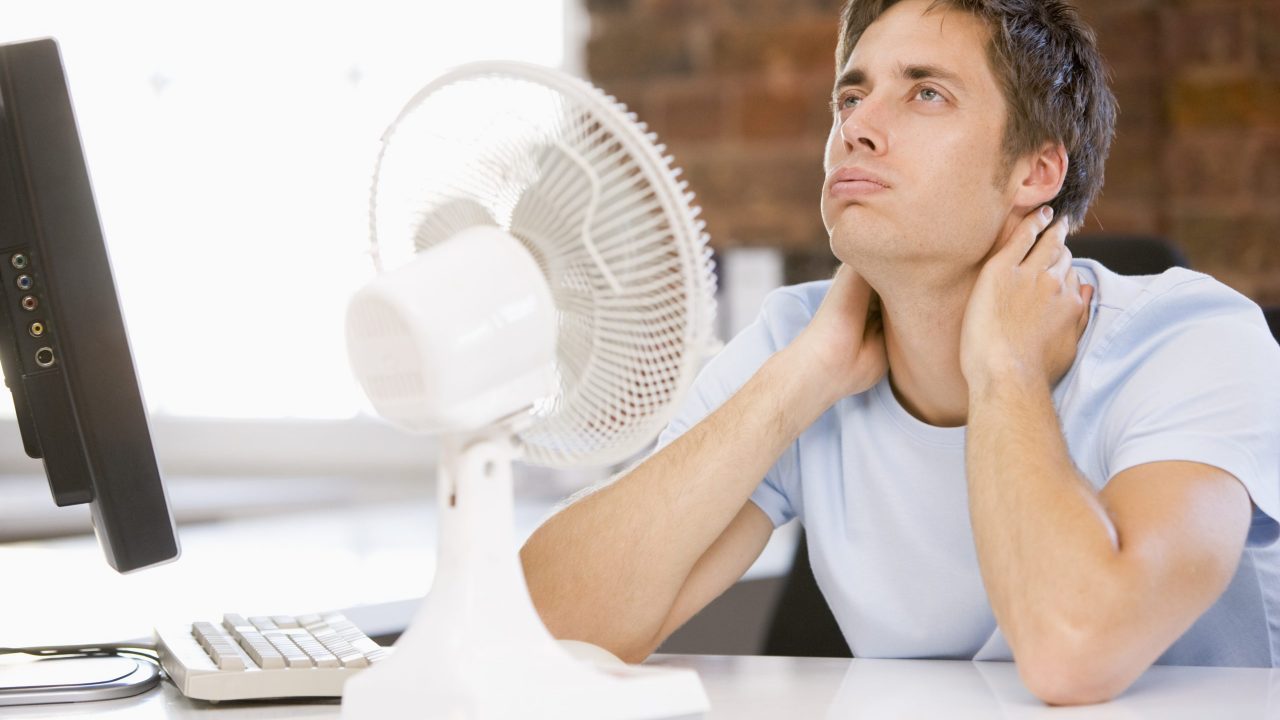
[583,0,1280,305]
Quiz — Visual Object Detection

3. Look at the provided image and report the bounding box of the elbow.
[618,645,655,666]
[520,549,658,665]
[608,619,673,666]
[557,636,655,667]
[1019,658,1125,706]
[615,624,665,665]
[1016,625,1139,706]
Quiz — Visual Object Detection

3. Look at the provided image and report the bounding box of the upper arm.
[1019,460,1252,705]
[1099,308,1280,548]
[1076,461,1252,687]
[1103,458,1252,597]
[1029,301,1278,702]
[642,500,775,657]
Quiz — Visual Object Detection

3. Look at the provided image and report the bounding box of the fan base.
[340,433,709,720]
[342,640,707,720]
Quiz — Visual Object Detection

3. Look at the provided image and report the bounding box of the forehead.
[843,0,998,92]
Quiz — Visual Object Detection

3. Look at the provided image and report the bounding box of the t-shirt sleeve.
[651,288,815,528]
[1101,311,1280,547]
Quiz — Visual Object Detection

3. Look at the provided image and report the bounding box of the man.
[520,0,1280,706]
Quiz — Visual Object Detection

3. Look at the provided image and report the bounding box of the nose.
[839,96,887,155]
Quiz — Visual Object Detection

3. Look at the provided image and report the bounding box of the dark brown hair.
[837,0,1117,231]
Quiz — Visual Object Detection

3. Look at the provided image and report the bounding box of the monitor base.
[0,655,160,707]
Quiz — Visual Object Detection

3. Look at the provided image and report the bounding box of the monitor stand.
[0,654,160,707]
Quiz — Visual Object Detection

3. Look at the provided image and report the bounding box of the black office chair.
[1264,307,1280,346]
[1067,234,1190,275]
[763,530,852,657]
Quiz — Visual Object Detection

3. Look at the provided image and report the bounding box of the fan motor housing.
[346,226,557,434]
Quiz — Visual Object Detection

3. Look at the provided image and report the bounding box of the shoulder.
[682,279,833,395]
[686,279,834,398]
[653,279,834,449]
[1072,260,1280,446]
[1079,259,1277,364]
[753,279,832,348]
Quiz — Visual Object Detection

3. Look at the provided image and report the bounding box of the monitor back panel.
[0,38,178,573]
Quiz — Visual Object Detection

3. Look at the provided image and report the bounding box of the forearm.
[520,344,835,656]
[965,375,1122,656]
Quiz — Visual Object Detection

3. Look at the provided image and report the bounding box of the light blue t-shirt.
[654,259,1280,666]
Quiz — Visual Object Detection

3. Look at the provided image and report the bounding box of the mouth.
[830,179,889,197]
[827,166,891,198]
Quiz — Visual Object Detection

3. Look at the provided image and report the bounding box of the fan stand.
[340,430,709,720]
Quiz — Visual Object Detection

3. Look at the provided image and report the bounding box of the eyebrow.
[833,63,968,94]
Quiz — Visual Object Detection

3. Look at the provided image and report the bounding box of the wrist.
[967,362,1050,405]
[769,342,845,420]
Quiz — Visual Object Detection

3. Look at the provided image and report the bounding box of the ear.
[1010,141,1068,210]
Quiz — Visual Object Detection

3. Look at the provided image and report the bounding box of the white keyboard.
[154,612,390,702]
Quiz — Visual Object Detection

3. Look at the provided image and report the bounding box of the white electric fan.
[340,61,719,719]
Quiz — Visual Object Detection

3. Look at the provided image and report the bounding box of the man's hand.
[793,264,889,406]
[960,205,1094,394]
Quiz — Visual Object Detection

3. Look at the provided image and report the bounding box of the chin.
[829,218,894,263]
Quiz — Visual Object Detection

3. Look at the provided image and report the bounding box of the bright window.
[0,0,576,423]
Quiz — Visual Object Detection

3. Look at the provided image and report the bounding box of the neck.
[871,267,980,428]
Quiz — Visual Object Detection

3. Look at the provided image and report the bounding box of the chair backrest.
[1264,307,1280,346]
[1068,234,1190,276]
[762,530,851,657]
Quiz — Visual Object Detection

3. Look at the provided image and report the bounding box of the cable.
[0,643,159,665]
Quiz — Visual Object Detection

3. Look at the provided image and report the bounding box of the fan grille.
[370,62,716,467]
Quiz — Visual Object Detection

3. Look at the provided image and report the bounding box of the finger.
[1065,264,1081,294]
[1045,241,1073,283]
[1077,270,1094,303]
[1022,215,1070,271]
[1078,283,1095,330]
[1002,205,1056,265]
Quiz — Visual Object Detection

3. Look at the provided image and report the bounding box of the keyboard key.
[192,622,224,653]
[249,616,279,632]
[161,613,385,701]
[296,614,323,628]
[208,644,247,671]
[293,635,341,668]
[222,613,253,633]
[334,648,369,668]
[232,629,286,670]
[264,632,313,669]
[313,634,368,668]
[325,616,383,659]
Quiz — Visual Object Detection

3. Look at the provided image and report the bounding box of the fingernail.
[1041,206,1054,221]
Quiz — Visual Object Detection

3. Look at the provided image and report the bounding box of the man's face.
[822,0,1019,276]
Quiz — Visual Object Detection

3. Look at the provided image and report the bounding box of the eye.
[916,87,945,103]
[830,92,861,114]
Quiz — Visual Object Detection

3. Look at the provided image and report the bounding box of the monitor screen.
[0,37,178,573]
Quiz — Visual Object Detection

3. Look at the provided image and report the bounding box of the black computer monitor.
[0,37,179,573]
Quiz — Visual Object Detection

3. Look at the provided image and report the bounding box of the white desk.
[4,501,1273,717]
[0,499,797,648]
[1,655,1276,718]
